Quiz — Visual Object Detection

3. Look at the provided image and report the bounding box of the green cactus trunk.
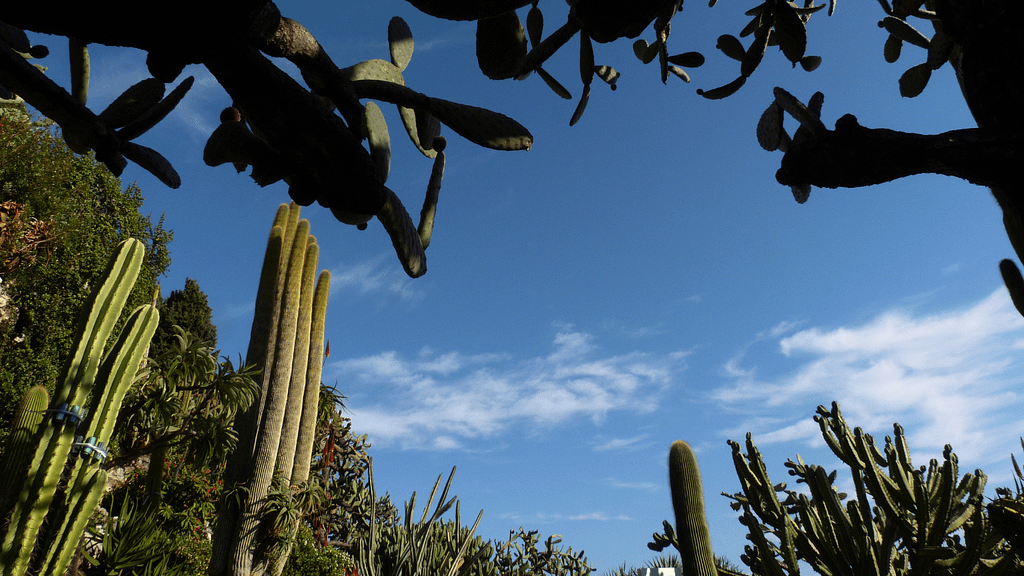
[229,218,310,575]
[0,239,156,576]
[0,238,146,576]
[274,240,320,483]
[211,213,289,576]
[211,203,331,576]
[268,269,332,576]
[290,269,331,486]
[40,303,159,576]
[668,440,717,576]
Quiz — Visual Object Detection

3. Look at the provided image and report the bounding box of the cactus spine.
[210,203,331,576]
[668,441,717,576]
[0,238,158,576]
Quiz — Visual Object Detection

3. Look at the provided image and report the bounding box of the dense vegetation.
[0,109,171,444]
[151,278,218,358]
[2,0,1023,574]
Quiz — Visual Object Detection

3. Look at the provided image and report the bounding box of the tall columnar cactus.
[210,202,332,576]
[668,441,717,576]
[0,238,159,576]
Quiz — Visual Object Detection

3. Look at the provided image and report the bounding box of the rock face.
[0,278,16,336]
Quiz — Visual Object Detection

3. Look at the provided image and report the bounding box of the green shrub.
[0,113,171,443]
[282,525,355,576]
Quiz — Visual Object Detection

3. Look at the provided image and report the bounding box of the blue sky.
[19,0,1024,572]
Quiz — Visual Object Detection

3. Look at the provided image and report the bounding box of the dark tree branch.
[776,113,1023,191]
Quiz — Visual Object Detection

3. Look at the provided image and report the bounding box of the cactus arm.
[254,203,300,436]
[68,37,89,105]
[41,468,105,576]
[39,303,158,576]
[55,238,145,406]
[85,304,160,451]
[807,466,856,575]
[740,509,788,576]
[290,269,330,486]
[418,143,444,250]
[927,448,956,548]
[39,468,107,576]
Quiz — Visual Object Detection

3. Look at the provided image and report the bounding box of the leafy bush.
[103,450,221,573]
[0,113,171,442]
[282,525,356,576]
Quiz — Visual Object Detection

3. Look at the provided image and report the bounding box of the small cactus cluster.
[354,463,593,576]
[651,402,1024,575]
[0,238,159,576]
[209,202,331,576]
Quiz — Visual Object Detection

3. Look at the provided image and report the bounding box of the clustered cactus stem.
[0,238,159,576]
[210,202,332,576]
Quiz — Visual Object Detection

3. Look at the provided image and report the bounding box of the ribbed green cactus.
[210,202,332,576]
[0,385,48,516]
[668,441,717,576]
[651,404,1024,575]
[723,402,1015,575]
[0,238,158,576]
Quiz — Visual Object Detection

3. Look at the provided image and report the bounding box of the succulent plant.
[209,202,331,576]
[651,402,1024,575]
[668,441,717,576]
[0,238,158,576]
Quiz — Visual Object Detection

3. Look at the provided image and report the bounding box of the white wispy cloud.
[593,435,651,452]
[608,478,660,492]
[713,287,1024,468]
[330,254,426,302]
[333,326,688,449]
[568,512,633,521]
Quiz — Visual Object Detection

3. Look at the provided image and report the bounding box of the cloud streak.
[333,326,689,449]
[330,254,426,303]
[713,287,1024,467]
